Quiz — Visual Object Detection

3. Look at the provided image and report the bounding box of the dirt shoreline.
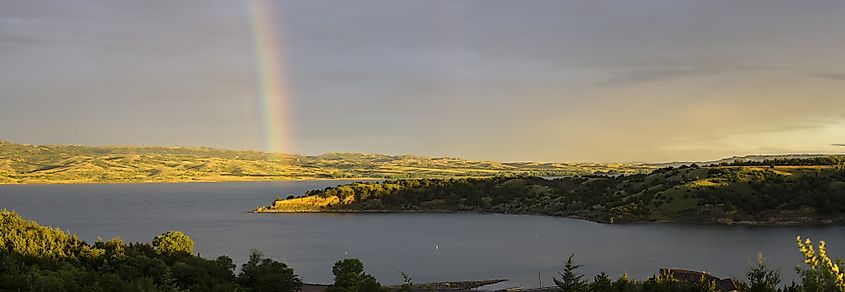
[251,209,843,226]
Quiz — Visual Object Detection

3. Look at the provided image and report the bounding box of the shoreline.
[0,177,387,186]
[251,209,843,226]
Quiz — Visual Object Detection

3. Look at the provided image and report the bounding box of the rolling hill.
[0,140,651,184]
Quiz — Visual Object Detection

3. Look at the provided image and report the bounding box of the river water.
[1,181,843,288]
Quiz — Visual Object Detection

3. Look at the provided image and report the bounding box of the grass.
[0,140,654,184]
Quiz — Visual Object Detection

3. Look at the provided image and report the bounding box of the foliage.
[0,209,103,260]
[399,271,413,292]
[152,231,194,256]
[697,275,718,292]
[8,208,845,292]
[326,258,385,292]
[237,250,302,292]
[744,253,781,292]
[554,254,586,292]
[589,272,614,292]
[547,257,736,292]
[260,164,845,224]
[720,156,845,167]
[796,236,845,292]
[0,210,301,292]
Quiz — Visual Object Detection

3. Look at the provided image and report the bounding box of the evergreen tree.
[399,272,413,292]
[554,254,586,292]
[589,272,613,292]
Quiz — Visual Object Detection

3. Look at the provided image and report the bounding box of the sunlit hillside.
[0,140,653,184]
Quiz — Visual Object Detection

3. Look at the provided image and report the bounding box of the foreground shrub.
[796,236,845,292]
[326,258,385,292]
[152,231,194,256]
[0,210,301,292]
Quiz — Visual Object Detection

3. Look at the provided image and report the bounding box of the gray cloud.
[813,73,845,81]
[2,0,845,162]
[596,66,719,86]
[579,55,751,86]
[834,144,845,147]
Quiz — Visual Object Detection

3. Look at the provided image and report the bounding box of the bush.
[152,231,194,256]
[744,253,781,292]
[796,236,845,292]
[326,258,384,292]
[0,211,303,292]
[237,250,302,292]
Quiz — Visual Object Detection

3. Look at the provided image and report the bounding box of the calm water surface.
[1,181,844,288]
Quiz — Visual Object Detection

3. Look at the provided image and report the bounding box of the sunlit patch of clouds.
[660,119,845,158]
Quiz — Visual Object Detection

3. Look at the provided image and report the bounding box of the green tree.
[745,253,781,292]
[696,275,718,292]
[0,210,309,292]
[237,250,302,292]
[554,254,586,292]
[589,272,613,292]
[613,272,632,291]
[796,236,845,292]
[641,270,680,292]
[152,231,194,256]
[326,258,384,292]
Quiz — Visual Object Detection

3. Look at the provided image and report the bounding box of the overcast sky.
[2,0,845,162]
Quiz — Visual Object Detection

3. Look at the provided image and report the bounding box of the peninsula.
[255,158,845,225]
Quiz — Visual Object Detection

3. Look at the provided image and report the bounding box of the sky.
[2,0,845,162]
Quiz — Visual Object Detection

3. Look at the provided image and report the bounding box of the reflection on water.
[1,181,843,288]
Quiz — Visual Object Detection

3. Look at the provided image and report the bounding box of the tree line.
[717,156,845,168]
[4,209,845,291]
[1,210,366,292]
[0,209,295,291]
[549,238,845,292]
[278,164,845,224]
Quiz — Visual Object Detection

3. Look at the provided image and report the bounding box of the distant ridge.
[3,140,842,184]
[648,153,845,168]
[0,140,650,184]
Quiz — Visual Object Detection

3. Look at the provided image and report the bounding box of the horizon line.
[2,139,843,166]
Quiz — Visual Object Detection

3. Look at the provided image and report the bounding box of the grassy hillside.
[0,140,652,184]
[256,163,845,224]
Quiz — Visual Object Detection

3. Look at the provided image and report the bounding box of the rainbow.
[246,0,290,154]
